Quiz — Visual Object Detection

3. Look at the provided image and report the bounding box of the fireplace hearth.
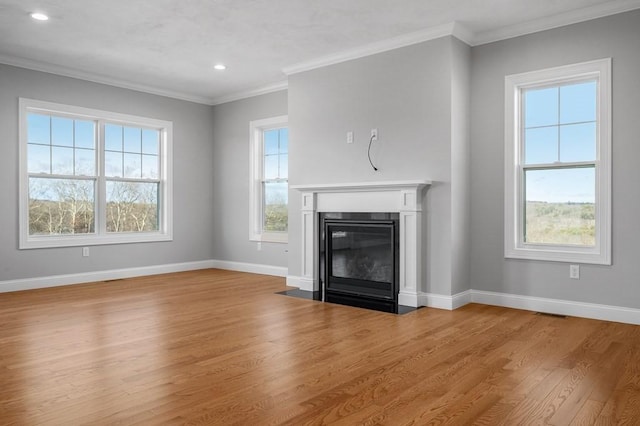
[320,212,399,313]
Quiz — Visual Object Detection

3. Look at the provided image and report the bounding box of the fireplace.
[320,213,399,313]
[291,181,431,308]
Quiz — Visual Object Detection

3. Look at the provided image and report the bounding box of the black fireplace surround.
[319,212,400,313]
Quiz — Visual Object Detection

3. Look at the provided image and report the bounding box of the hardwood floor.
[1,269,639,425]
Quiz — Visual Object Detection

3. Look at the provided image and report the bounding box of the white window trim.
[19,98,173,249]
[249,115,288,244]
[504,58,611,265]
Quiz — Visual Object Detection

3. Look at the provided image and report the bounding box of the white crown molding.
[3,2,639,106]
[282,22,458,75]
[471,0,640,46]
[280,1,640,76]
[0,54,214,105]
[450,22,475,46]
[209,80,288,106]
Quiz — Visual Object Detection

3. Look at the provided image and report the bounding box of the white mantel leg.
[300,192,318,291]
[398,189,423,307]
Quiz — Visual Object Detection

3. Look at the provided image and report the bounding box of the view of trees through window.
[29,177,95,235]
[27,112,161,236]
[262,127,288,232]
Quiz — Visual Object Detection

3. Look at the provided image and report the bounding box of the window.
[19,98,173,249]
[249,115,288,243]
[504,59,611,264]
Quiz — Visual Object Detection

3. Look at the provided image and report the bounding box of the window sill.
[20,232,173,249]
[250,233,288,244]
[505,245,610,265]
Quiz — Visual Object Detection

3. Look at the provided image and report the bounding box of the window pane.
[560,122,596,162]
[560,81,596,124]
[279,128,288,153]
[105,151,123,177]
[524,87,558,128]
[524,127,558,164]
[124,127,141,153]
[29,177,95,235]
[51,117,74,147]
[142,129,159,155]
[28,144,50,174]
[51,146,74,175]
[264,130,279,155]
[105,124,123,151]
[75,148,95,176]
[28,114,50,144]
[142,154,159,179]
[264,154,279,179]
[123,153,141,178]
[106,181,159,233]
[263,181,288,232]
[75,120,95,149]
[524,167,595,246]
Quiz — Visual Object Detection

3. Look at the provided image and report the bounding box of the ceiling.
[1,0,639,105]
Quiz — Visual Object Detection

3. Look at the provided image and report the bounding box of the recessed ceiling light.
[30,12,49,21]
[214,64,226,71]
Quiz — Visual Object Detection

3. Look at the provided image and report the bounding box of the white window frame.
[249,115,288,244]
[19,98,173,249]
[504,59,611,265]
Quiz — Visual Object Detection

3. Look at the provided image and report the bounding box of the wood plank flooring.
[1,269,640,425]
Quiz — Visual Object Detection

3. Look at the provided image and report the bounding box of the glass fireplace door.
[325,220,396,300]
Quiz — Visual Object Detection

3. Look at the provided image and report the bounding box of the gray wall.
[470,10,640,308]
[288,36,470,296]
[210,90,289,267]
[0,64,215,281]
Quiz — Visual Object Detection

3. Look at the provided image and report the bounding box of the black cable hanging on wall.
[367,133,378,171]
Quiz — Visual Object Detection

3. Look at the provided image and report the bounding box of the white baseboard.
[452,290,473,309]
[0,260,216,293]
[398,292,419,308]
[210,260,287,277]
[470,290,640,325]
[416,290,471,310]
[7,264,638,325]
[283,279,470,311]
[0,259,288,294]
[286,275,315,291]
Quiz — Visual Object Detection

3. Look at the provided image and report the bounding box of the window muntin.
[20,98,173,249]
[262,127,288,233]
[504,59,611,264]
[521,80,597,246]
[249,116,288,243]
[26,113,97,237]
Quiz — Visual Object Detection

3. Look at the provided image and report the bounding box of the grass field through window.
[525,201,595,246]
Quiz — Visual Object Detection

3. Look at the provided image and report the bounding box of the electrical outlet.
[82,247,90,257]
[371,128,378,141]
[569,264,580,279]
[257,242,262,251]
[347,131,354,144]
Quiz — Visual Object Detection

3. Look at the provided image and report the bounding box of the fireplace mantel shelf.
[291,180,432,192]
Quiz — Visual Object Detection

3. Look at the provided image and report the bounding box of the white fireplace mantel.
[291,180,431,308]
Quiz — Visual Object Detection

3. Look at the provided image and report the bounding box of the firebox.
[319,212,400,313]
